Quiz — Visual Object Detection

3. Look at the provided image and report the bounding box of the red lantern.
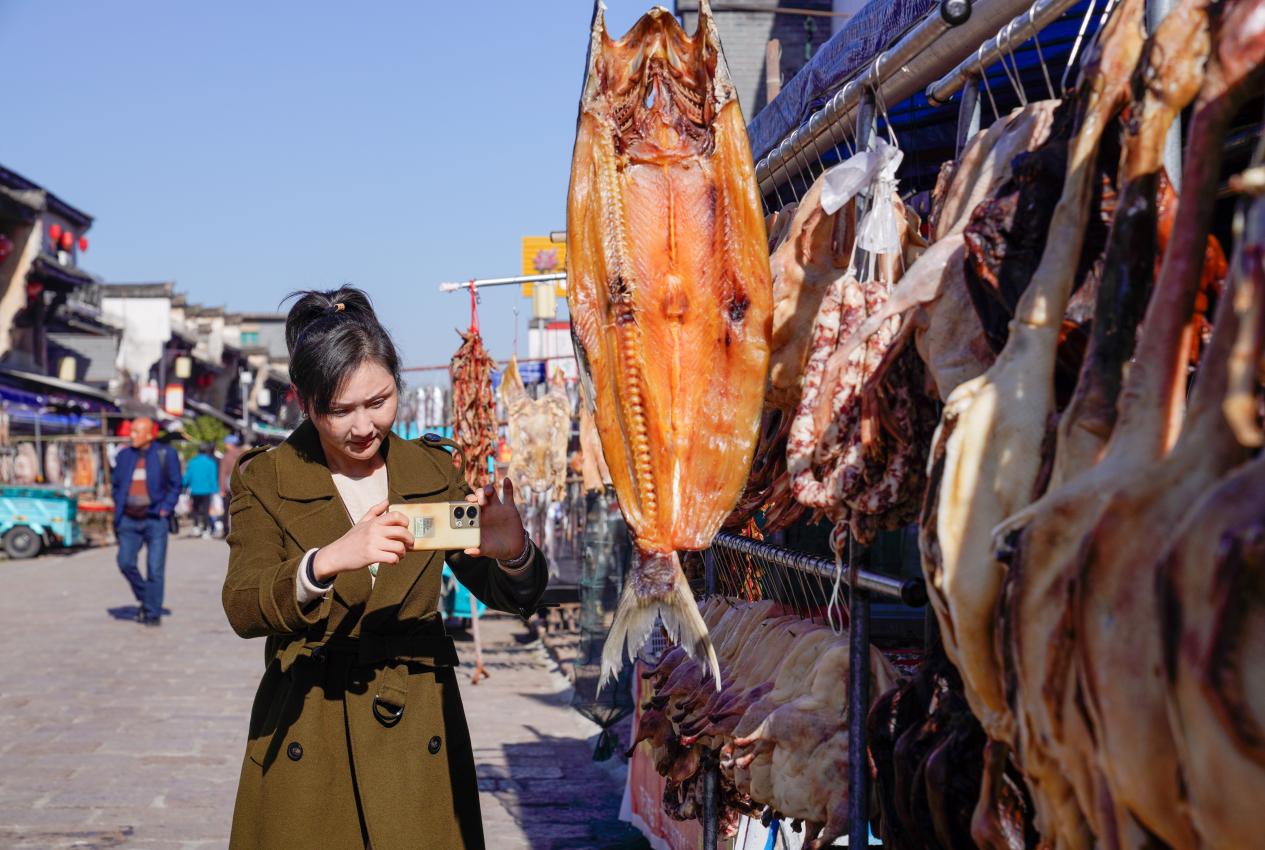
[60,231,73,250]
[78,236,88,251]
[0,234,12,265]
[48,223,62,242]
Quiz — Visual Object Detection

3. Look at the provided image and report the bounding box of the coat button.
[428,736,442,755]
[287,742,303,761]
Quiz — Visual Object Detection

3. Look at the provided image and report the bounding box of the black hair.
[282,285,402,416]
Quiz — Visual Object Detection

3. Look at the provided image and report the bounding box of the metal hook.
[1030,10,1056,101]
[999,21,1028,106]
[977,43,1000,122]
[1061,0,1100,94]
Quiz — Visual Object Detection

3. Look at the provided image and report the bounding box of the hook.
[977,43,1000,123]
[999,22,1028,107]
[1061,0,1100,94]
[1029,8,1055,101]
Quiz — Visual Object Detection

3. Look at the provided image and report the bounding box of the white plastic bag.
[820,138,904,215]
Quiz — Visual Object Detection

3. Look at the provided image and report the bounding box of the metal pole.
[438,272,567,293]
[1147,0,1181,190]
[847,535,872,849]
[702,753,720,850]
[956,77,982,156]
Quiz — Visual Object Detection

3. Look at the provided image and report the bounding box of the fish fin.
[600,555,721,693]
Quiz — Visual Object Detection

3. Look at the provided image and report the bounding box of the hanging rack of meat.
[566,0,773,689]
[498,357,572,500]
[449,292,496,491]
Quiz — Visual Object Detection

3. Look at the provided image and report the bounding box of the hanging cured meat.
[919,0,1145,800]
[984,3,1214,844]
[499,358,572,500]
[449,320,496,491]
[566,1,773,688]
[634,599,898,849]
[1070,10,1265,841]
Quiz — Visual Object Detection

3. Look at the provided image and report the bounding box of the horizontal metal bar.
[711,530,926,606]
[927,0,1082,104]
[679,1,853,17]
[438,273,566,293]
[753,0,1045,197]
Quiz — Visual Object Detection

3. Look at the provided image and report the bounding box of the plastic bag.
[820,138,904,215]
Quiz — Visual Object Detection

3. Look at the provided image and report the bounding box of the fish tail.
[600,552,721,692]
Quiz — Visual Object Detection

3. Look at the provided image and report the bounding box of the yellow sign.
[520,236,567,297]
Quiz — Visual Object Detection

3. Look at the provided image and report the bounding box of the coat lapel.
[270,424,454,618]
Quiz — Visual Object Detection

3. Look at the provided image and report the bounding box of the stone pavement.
[0,538,648,850]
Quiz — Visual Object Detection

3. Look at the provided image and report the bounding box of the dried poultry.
[633,598,897,849]
[980,4,1218,847]
[1157,169,1265,850]
[918,0,1144,778]
[449,324,496,490]
[566,1,773,689]
[499,358,572,499]
[1071,12,1265,842]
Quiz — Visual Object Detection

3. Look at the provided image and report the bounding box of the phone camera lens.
[454,506,466,519]
[467,506,478,520]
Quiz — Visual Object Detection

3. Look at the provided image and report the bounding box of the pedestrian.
[111,417,182,627]
[182,442,219,538]
[222,285,549,849]
[218,434,245,537]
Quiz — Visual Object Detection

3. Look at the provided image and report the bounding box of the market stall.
[559,0,1265,847]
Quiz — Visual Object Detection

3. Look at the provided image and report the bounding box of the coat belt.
[277,630,459,726]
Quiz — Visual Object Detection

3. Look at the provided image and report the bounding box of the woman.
[222,287,548,850]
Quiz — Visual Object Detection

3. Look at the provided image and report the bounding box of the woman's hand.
[312,499,412,582]
[464,478,527,561]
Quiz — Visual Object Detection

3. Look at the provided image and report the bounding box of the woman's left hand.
[464,478,528,561]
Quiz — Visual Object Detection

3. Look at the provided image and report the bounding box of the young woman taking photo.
[222,287,548,849]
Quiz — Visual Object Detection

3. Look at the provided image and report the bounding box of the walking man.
[111,417,182,626]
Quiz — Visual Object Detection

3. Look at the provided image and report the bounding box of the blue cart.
[0,486,82,559]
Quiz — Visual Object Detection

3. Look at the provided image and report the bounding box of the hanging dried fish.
[449,323,496,491]
[566,0,773,688]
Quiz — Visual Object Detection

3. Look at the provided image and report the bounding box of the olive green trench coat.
[222,422,548,850]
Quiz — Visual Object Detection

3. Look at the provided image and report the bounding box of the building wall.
[0,222,40,360]
[101,296,172,382]
[676,0,835,120]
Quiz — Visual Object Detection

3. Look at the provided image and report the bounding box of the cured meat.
[566,2,773,688]
[920,0,1145,761]
[449,325,496,490]
[1159,181,1265,849]
[1070,8,1265,845]
[824,101,1061,400]
[986,3,1215,845]
[499,358,572,499]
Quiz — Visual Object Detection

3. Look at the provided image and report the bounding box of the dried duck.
[919,0,1146,773]
[566,1,773,688]
[982,3,1218,846]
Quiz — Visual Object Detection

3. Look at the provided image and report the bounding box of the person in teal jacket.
[182,443,220,538]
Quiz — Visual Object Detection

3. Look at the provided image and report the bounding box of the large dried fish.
[450,327,496,490]
[566,1,772,688]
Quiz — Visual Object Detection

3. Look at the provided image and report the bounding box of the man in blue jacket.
[111,417,182,626]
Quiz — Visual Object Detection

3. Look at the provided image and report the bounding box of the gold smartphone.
[390,501,481,551]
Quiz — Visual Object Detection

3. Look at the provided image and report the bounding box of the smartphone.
[390,501,481,551]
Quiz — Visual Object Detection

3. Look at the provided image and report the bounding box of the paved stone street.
[0,538,646,850]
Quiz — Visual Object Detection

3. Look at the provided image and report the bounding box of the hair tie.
[329,302,345,314]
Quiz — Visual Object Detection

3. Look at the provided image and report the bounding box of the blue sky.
[0,1,662,377]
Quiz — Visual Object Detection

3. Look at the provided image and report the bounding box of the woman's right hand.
[311,500,412,582]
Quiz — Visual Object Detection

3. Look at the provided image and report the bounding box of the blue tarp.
[746,0,937,163]
[747,0,1099,192]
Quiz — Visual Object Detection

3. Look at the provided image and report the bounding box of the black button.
[423,432,441,443]
[428,736,442,755]
[287,742,303,761]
